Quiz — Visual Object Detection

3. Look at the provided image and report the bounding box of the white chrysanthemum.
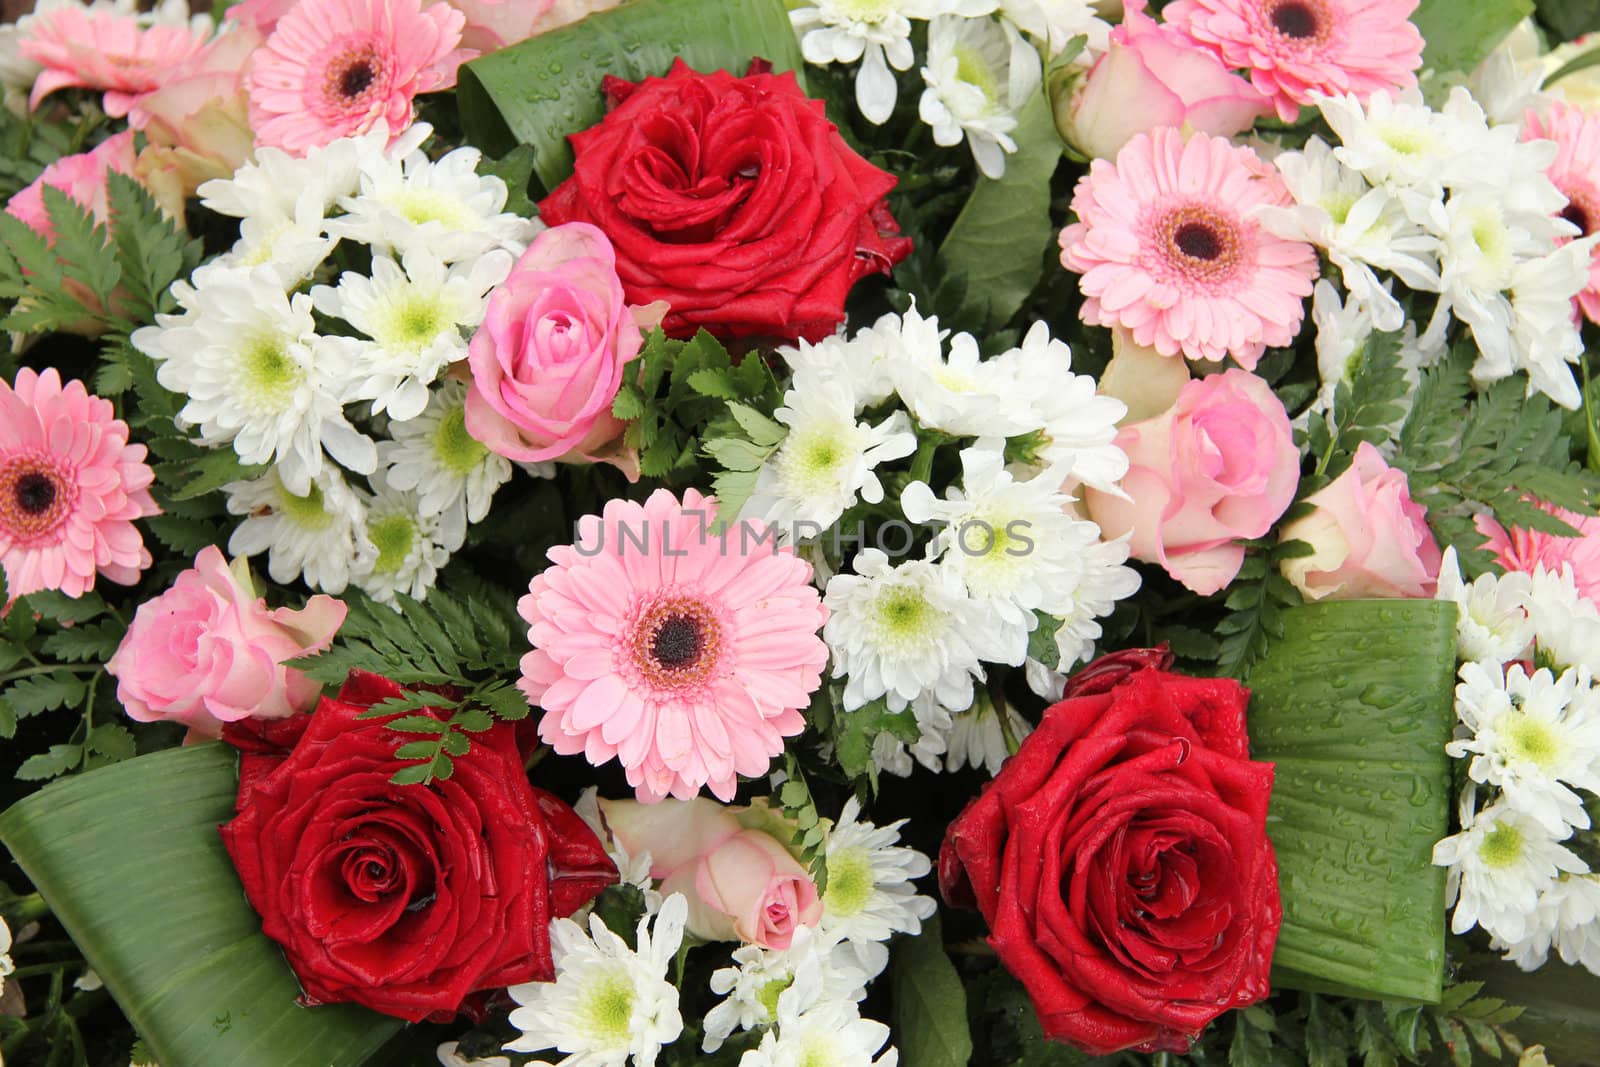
[902,440,1107,663]
[846,303,949,406]
[991,321,1127,493]
[1496,239,1596,410]
[739,996,898,1067]
[815,797,936,978]
[328,143,540,263]
[892,323,1042,437]
[1435,546,1535,664]
[919,14,1042,179]
[225,468,366,594]
[0,916,12,998]
[1318,88,1475,195]
[313,249,513,421]
[703,925,870,1053]
[1494,873,1600,974]
[1526,565,1600,674]
[350,475,463,607]
[823,549,1007,712]
[1434,794,1589,946]
[790,0,962,126]
[870,692,955,778]
[199,122,423,223]
[743,374,917,535]
[1448,661,1600,836]
[1029,533,1141,696]
[133,266,377,496]
[506,893,687,1067]
[225,187,336,288]
[378,381,512,526]
[1266,138,1440,330]
[776,327,898,412]
[435,1043,512,1067]
[945,690,1031,775]
[1465,19,1548,125]
[1000,0,1108,56]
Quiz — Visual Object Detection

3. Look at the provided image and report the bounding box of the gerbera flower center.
[1155,204,1244,286]
[1558,188,1599,235]
[1266,0,1326,42]
[628,594,725,689]
[323,43,388,111]
[0,454,75,543]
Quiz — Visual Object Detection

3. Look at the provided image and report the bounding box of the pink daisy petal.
[1060,127,1319,366]
[19,6,215,115]
[1476,503,1600,604]
[518,491,827,803]
[1524,101,1600,326]
[246,0,471,155]
[1164,0,1423,121]
[0,369,159,602]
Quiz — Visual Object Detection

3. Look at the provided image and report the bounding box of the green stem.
[524,744,551,771]
[0,665,98,684]
[5,893,50,926]
[78,671,101,773]
[1582,355,1600,475]
[908,436,938,486]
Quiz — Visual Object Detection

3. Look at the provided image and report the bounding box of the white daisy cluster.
[700,797,930,1064]
[131,124,529,601]
[788,0,1104,178]
[1432,547,1600,975]
[1265,87,1597,411]
[753,307,1136,777]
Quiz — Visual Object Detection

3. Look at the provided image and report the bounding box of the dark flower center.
[1270,1,1319,39]
[1562,203,1592,235]
[652,615,702,669]
[15,472,55,515]
[1174,223,1223,261]
[340,61,376,99]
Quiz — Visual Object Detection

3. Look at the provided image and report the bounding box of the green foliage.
[611,328,782,483]
[288,587,529,785]
[457,0,804,190]
[1026,612,1064,671]
[1214,542,1308,679]
[829,693,923,791]
[891,915,973,1067]
[0,744,402,1066]
[1394,346,1600,577]
[936,87,1061,330]
[1301,327,1410,491]
[1245,599,1457,1003]
[476,145,538,217]
[1413,0,1534,73]
[775,753,829,893]
[1537,0,1600,43]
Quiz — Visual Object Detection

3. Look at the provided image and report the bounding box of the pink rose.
[464,222,665,480]
[599,797,822,949]
[1279,442,1440,601]
[1054,0,1269,160]
[128,25,260,199]
[107,546,347,739]
[6,131,137,242]
[1086,369,1298,595]
[444,0,625,51]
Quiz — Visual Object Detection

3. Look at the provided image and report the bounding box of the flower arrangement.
[0,0,1597,1065]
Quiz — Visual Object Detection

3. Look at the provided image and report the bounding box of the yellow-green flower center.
[278,482,331,531]
[581,970,636,1045]
[954,45,999,101]
[823,846,874,918]
[1479,822,1523,868]
[242,334,303,412]
[432,403,488,475]
[1506,715,1559,767]
[377,293,449,355]
[757,976,792,1020]
[836,0,894,21]
[779,424,850,497]
[393,189,469,229]
[367,513,417,575]
[874,587,935,644]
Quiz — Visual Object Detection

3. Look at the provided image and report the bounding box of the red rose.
[218,670,616,1022]
[939,649,1280,1055]
[539,59,911,343]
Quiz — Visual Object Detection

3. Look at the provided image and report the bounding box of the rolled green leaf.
[0,743,401,1067]
[1244,599,1456,1003]
[457,0,805,193]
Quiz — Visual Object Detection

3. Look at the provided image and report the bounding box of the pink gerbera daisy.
[1059,127,1319,367]
[247,0,470,154]
[518,488,828,803]
[19,4,215,117]
[1476,502,1600,605]
[1164,0,1424,121]
[0,368,158,601]
[1524,102,1600,325]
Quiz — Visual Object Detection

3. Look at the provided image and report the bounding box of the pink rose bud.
[464,221,667,480]
[600,797,822,949]
[1280,442,1441,601]
[1086,368,1299,596]
[107,546,346,738]
[1054,0,1270,161]
[127,26,260,199]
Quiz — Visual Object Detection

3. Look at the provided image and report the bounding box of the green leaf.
[890,914,972,1067]
[16,744,83,782]
[40,618,126,662]
[1244,600,1456,1003]
[834,696,922,784]
[1026,612,1062,670]
[475,144,538,218]
[1466,957,1600,1064]
[4,671,86,717]
[726,402,787,448]
[1413,0,1534,73]
[1537,0,1600,42]
[703,436,772,472]
[385,715,447,734]
[0,745,401,1063]
[458,0,805,192]
[937,87,1059,330]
